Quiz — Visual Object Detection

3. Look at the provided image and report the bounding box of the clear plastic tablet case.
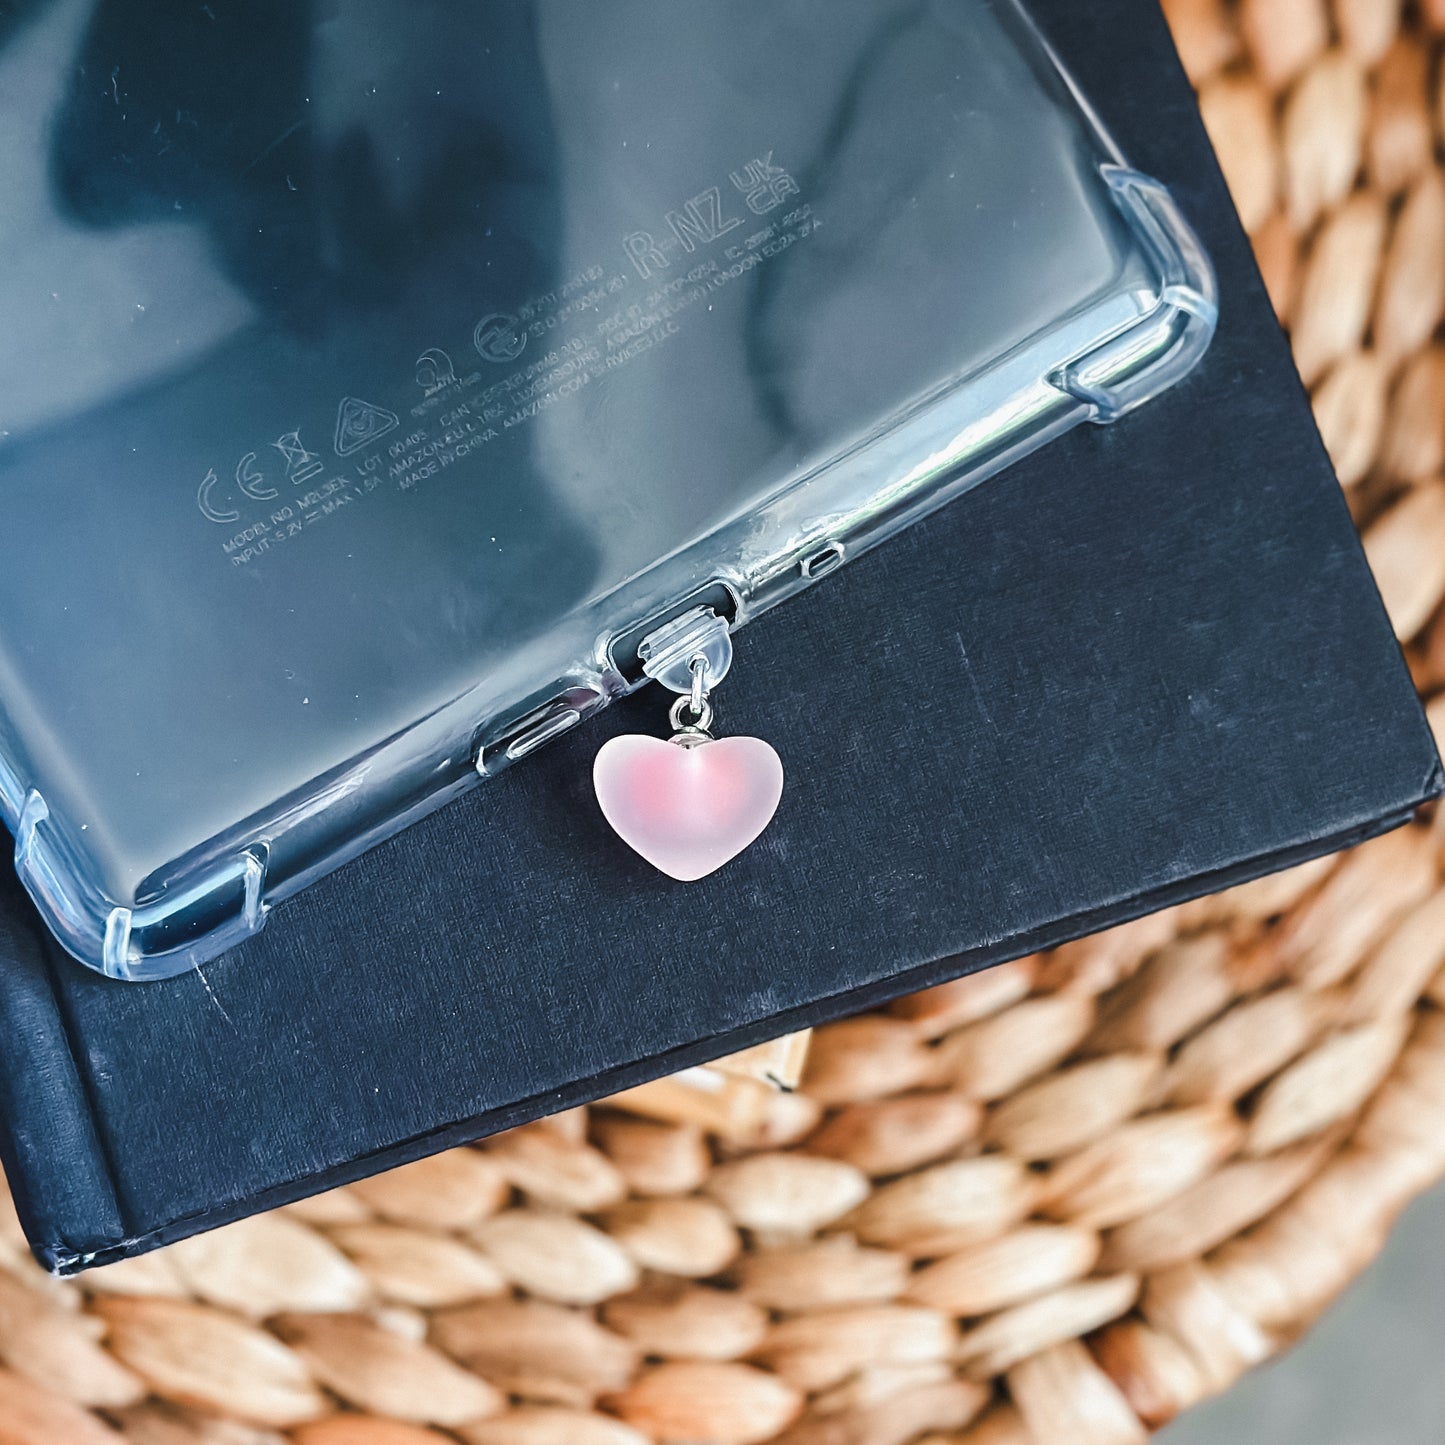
[0,0,1215,978]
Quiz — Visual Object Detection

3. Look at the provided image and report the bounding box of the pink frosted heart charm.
[593,733,784,881]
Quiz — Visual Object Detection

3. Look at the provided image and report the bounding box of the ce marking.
[197,452,279,524]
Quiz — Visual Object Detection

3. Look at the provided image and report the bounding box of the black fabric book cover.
[0,0,1439,1272]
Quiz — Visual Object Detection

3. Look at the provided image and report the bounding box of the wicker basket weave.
[5,1,1445,1440]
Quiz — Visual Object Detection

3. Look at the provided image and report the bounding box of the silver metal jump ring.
[669,692,715,734]
[689,654,709,716]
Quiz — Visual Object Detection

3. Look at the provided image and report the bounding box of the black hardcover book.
[0,0,1437,1271]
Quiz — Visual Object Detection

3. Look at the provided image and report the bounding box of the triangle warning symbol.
[334,396,400,457]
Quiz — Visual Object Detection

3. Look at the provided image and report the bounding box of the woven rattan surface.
[5,1,1445,1440]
